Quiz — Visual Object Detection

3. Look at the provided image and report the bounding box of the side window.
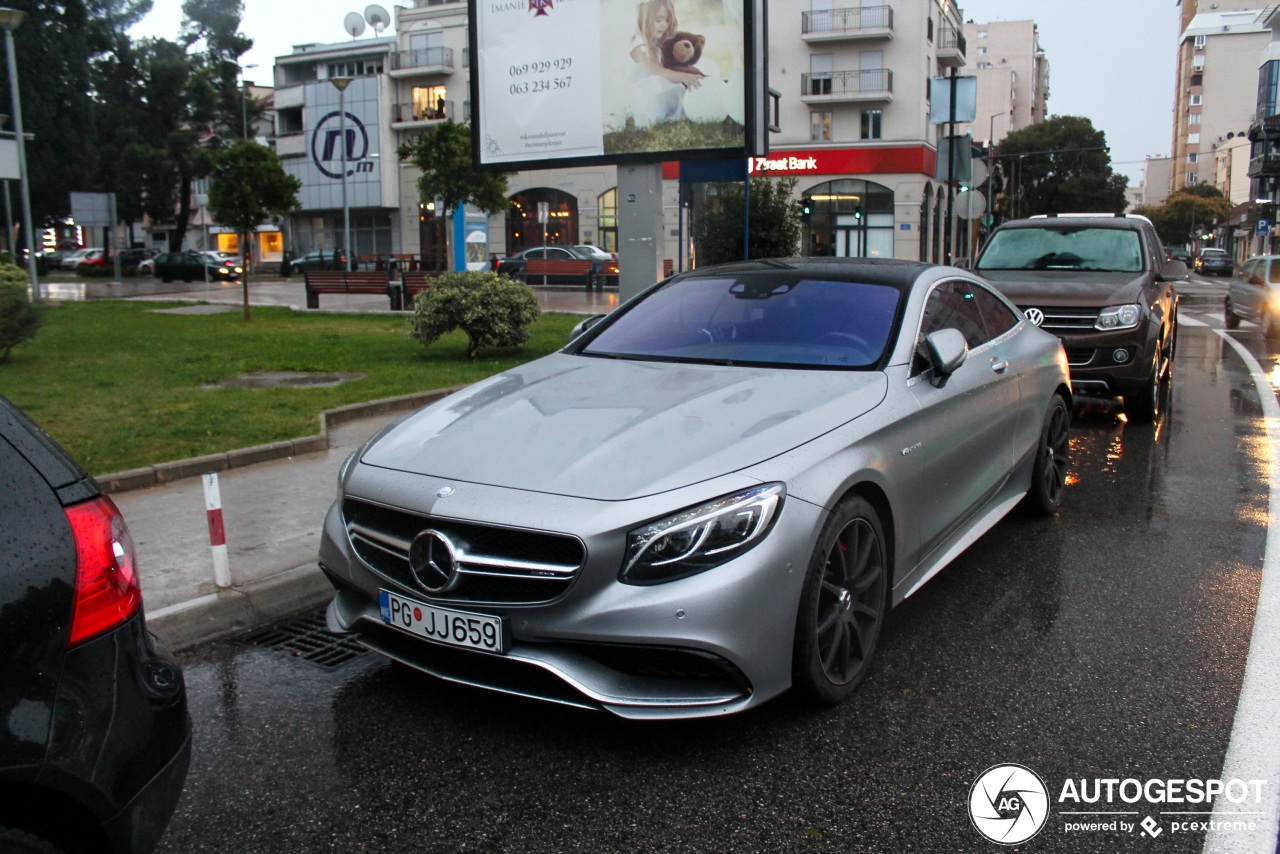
[527,249,545,260]
[915,281,989,375]
[969,283,1019,339]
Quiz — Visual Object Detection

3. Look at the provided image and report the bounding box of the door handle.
[990,358,1009,373]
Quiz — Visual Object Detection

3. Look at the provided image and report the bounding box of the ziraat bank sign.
[748,146,937,178]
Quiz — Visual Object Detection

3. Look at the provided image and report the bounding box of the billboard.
[469,0,766,170]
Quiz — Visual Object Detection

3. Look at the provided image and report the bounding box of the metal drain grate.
[240,609,369,670]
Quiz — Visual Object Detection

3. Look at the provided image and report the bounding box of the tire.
[1264,309,1280,340]
[1026,395,1070,515]
[792,495,887,706]
[1224,297,1240,329]
[1124,347,1165,424]
[0,826,67,854]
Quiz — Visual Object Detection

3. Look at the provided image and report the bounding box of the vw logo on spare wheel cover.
[311,110,370,180]
[408,529,462,594]
[1024,307,1045,327]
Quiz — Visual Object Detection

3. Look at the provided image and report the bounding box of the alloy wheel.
[815,517,885,685]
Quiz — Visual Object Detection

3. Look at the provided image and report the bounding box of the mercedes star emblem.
[408,529,462,594]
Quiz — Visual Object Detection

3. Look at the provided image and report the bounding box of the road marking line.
[1203,330,1280,854]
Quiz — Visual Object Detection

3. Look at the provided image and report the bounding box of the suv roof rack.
[1029,212,1154,225]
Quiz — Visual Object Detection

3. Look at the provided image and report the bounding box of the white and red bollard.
[201,473,231,589]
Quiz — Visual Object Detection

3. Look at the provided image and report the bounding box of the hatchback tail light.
[65,496,143,646]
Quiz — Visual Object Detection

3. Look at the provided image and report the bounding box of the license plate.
[379,589,508,654]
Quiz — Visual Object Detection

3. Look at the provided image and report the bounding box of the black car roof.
[0,395,97,503]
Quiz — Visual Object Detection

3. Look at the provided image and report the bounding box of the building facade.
[957,19,1048,148]
[267,0,1015,270]
[1171,4,1267,193]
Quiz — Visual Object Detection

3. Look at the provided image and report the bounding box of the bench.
[303,271,395,309]
[522,259,596,290]
[399,272,436,309]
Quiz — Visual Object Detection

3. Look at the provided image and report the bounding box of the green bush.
[0,270,44,363]
[410,271,540,360]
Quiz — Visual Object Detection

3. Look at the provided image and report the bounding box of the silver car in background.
[320,258,1072,719]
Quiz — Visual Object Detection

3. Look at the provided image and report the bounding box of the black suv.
[0,395,191,852]
[973,214,1183,421]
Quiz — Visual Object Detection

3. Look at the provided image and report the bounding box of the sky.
[131,0,1180,184]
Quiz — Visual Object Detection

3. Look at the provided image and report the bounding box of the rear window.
[977,227,1144,273]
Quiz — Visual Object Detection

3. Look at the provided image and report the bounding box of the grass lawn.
[0,300,581,476]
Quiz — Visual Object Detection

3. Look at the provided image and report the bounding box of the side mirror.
[952,257,971,270]
[1159,259,1187,280]
[923,328,968,388]
[568,314,606,343]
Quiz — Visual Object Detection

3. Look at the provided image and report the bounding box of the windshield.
[977,227,1144,273]
[580,273,902,369]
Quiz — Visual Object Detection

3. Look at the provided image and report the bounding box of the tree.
[1133,184,1230,246]
[398,121,509,269]
[0,0,146,247]
[996,116,1128,218]
[207,139,301,319]
[693,177,802,266]
[0,265,42,363]
[410,271,540,360]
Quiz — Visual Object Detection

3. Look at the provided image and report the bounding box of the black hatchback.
[0,395,191,853]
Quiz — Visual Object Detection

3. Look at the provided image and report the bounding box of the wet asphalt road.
[158,277,1275,853]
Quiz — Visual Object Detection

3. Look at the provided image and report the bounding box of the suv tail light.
[65,496,143,645]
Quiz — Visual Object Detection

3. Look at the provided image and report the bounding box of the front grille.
[1020,305,1099,332]
[343,498,586,605]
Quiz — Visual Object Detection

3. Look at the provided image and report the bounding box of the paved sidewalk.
[62,277,616,652]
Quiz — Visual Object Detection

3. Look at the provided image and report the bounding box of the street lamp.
[329,76,353,272]
[241,63,259,139]
[0,7,36,295]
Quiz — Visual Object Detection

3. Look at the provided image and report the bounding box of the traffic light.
[798,199,812,220]
[853,206,863,220]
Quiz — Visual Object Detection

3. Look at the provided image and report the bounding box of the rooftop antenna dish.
[343,11,367,39]
[364,4,390,34]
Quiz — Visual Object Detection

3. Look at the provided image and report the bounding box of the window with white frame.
[1188,113,1201,125]
[810,110,832,141]
[1190,94,1202,106]
[1194,35,1206,49]
[1188,152,1198,163]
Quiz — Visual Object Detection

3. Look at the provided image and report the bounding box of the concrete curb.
[97,385,467,494]
[146,563,335,653]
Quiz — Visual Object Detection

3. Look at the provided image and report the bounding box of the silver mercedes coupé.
[319,258,1072,719]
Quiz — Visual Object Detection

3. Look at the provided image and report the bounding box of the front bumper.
[1050,324,1159,396]
[319,474,825,719]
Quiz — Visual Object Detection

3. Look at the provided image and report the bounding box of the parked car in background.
[118,247,159,268]
[319,258,1072,719]
[153,250,242,282]
[973,212,1181,422]
[0,394,191,853]
[290,249,346,274]
[1225,254,1280,337]
[59,248,98,270]
[1164,246,1191,265]
[202,250,244,270]
[574,244,618,261]
[75,249,110,270]
[137,256,157,275]
[1193,247,1233,277]
[493,246,619,287]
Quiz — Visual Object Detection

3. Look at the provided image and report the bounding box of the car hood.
[978,269,1147,306]
[359,353,888,501]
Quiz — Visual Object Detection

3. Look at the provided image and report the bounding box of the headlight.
[336,449,359,498]
[1095,304,1141,331]
[621,483,785,585]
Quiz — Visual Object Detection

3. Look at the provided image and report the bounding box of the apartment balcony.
[389,46,455,78]
[274,132,307,158]
[391,99,458,129]
[936,26,966,66]
[801,5,893,42]
[801,69,893,104]
[1249,152,1280,179]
